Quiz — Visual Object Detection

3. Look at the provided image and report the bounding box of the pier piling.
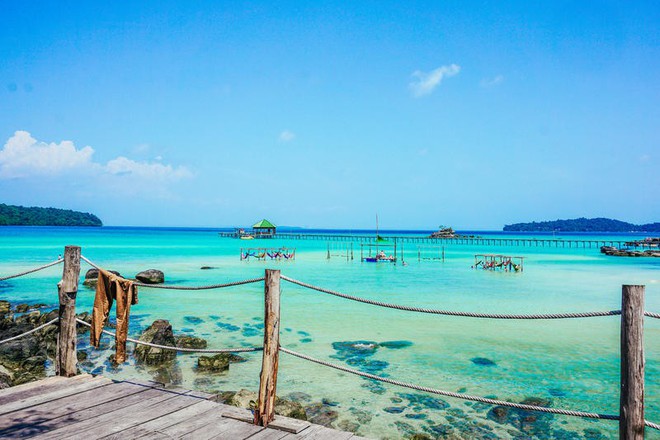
[56,245,80,377]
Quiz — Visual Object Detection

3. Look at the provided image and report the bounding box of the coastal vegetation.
[503,217,660,233]
[0,203,102,226]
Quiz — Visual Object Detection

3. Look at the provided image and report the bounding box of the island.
[0,203,102,227]
[503,217,660,233]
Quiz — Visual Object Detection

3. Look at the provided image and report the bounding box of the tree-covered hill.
[0,204,102,226]
[503,217,660,232]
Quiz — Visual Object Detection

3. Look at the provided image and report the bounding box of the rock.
[304,402,338,426]
[16,311,41,326]
[15,304,29,313]
[287,391,312,402]
[133,320,177,365]
[135,269,164,284]
[0,300,10,317]
[200,266,215,270]
[383,406,405,414]
[229,389,258,409]
[196,353,246,373]
[175,335,207,349]
[379,340,413,349]
[471,357,496,366]
[0,363,14,389]
[183,316,204,325]
[275,397,307,420]
[337,419,359,433]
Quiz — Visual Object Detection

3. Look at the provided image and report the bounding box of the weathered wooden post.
[254,269,281,427]
[620,284,645,439]
[56,245,81,377]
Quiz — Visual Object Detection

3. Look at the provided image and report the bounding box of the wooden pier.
[0,374,367,439]
[220,232,628,249]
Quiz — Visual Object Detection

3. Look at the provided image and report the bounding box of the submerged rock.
[0,300,10,317]
[83,268,122,287]
[175,335,207,349]
[135,269,165,284]
[379,340,413,349]
[183,316,204,325]
[304,402,338,426]
[196,353,245,373]
[133,319,177,365]
[471,357,497,366]
[225,389,306,420]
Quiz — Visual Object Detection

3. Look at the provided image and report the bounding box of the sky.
[0,1,658,229]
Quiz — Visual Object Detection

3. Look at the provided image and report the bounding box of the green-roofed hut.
[252,219,276,238]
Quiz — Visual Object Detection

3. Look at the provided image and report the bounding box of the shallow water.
[1,227,659,439]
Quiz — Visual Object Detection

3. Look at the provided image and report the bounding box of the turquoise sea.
[1,227,659,439]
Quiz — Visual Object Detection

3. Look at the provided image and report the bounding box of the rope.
[75,319,262,353]
[81,255,264,290]
[0,318,59,344]
[645,311,660,319]
[646,420,660,431]
[281,276,622,320]
[0,259,63,281]
[280,347,619,421]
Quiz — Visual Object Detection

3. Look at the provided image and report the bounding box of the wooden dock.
[0,374,368,439]
[219,232,628,248]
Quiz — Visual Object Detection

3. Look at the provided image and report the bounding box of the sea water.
[1,227,658,439]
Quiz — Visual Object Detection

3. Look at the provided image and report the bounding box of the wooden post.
[56,245,81,377]
[620,285,645,439]
[254,269,281,427]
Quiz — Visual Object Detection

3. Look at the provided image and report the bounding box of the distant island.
[504,217,660,233]
[0,203,102,227]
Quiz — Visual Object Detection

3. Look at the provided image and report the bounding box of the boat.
[240,235,254,240]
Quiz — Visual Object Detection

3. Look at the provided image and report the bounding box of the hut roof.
[253,219,276,229]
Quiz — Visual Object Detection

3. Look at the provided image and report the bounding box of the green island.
[0,203,102,226]
[503,217,660,233]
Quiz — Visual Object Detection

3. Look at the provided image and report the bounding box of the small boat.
[240,235,255,240]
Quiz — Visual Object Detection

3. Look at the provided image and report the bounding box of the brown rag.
[90,269,138,363]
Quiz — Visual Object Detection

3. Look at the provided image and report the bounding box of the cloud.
[409,64,460,97]
[0,131,94,178]
[279,130,296,142]
[106,157,192,180]
[480,75,504,87]
[0,131,192,183]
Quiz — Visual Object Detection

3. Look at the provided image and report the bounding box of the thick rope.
[0,259,63,281]
[0,318,59,345]
[75,318,262,353]
[645,311,660,319]
[646,420,660,431]
[280,347,619,421]
[281,276,622,320]
[81,255,264,290]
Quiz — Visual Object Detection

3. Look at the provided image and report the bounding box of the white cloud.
[279,130,296,142]
[106,157,192,180]
[0,131,94,178]
[480,75,504,87]
[409,64,460,97]
[0,131,192,183]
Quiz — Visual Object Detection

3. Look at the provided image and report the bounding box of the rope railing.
[281,275,625,320]
[0,258,63,282]
[280,347,620,421]
[81,255,265,290]
[75,318,263,353]
[0,317,59,345]
[646,420,660,431]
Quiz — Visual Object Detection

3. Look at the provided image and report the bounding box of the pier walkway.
[0,374,366,439]
[219,232,628,248]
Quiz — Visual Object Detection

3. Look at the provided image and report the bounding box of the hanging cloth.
[90,269,138,363]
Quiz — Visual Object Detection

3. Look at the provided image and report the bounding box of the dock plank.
[0,380,150,432]
[0,375,110,416]
[0,374,90,405]
[180,416,264,440]
[280,424,354,440]
[156,406,227,438]
[222,406,310,434]
[30,388,195,440]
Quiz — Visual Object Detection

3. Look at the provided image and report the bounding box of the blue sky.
[0,1,658,229]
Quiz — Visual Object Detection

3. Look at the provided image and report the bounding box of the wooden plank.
[103,398,219,439]
[0,375,70,402]
[57,245,81,377]
[0,375,111,416]
[30,387,194,440]
[620,284,645,439]
[223,407,310,434]
[0,379,150,431]
[157,406,227,438]
[280,425,354,440]
[181,416,264,440]
[239,428,292,440]
[255,268,281,427]
[1,383,169,438]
